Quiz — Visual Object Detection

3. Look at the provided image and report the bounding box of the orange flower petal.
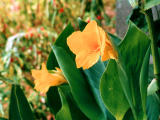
[67,20,117,69]
[101,41,118,61]
[67,31,85,54]
[67,21,101,69]
[31,63,67,93]
[76,50,100,69]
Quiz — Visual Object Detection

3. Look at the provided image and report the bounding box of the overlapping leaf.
[56,85,88,120]
[100,21,150,120]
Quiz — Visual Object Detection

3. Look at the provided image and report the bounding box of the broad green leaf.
[118,21,150,119]
[139,47,150,118]
[147,79,159,96]
[146,94,160,120]
[57,85,89,120]
[52,45,105,120]
[100,59,130,120]
[56,88,72,120]
[46,87,61,115]
[9,85,34,120]
[84,60,115,120]
[144,0,160,10]
[52,24,106,120]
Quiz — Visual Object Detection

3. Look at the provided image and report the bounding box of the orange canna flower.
[67,20,117,69]
[31,63,67,93]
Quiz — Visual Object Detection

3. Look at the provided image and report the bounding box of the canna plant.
[7,0,160,120]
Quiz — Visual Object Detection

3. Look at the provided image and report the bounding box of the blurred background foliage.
[0,0,116,119]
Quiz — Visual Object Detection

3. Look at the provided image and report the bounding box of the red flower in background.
[97,15,102,20]
[10,58,14,63]
[40,27,44,31]
[30,32,34,38]
[59,8,64,13]
[21,47,25,52]
[29,46,32,51]
[37,51,42,55]
[87,19,90,23]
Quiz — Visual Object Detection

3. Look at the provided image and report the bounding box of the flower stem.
[145,9,160,91]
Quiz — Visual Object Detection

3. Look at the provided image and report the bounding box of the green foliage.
[9,85,34,120]
[146,94,160,120]
[139,47,150,116]
[118,21,150,119]
[100,21,151,120]
[127,8,148,32]
[100,59,129,120]
[56,85,88,120]
[144,0,160,10]
[47,87,61,115]
[1,0,160,119]
[56,88,72,120]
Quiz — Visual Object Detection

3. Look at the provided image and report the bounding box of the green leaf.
[146,94,160,120]
[139,47,150,118]
[84,60,115,120]
[118,21,150,119]
[46,87,61,115]
[77,18,87,31]
[100,59,130,120]
[144,0,160,10]
[0,118,8,120]
[52,45,105,120]
[56,88,72,120]
[9,85,34,120]
[57,85,89,120]
[52,24,106,120]
[47,51,59,70]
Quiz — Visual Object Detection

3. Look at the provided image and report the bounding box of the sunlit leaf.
[100,59,129,120]
[144,0,160,10]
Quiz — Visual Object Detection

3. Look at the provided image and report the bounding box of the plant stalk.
[145,9,160,90]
